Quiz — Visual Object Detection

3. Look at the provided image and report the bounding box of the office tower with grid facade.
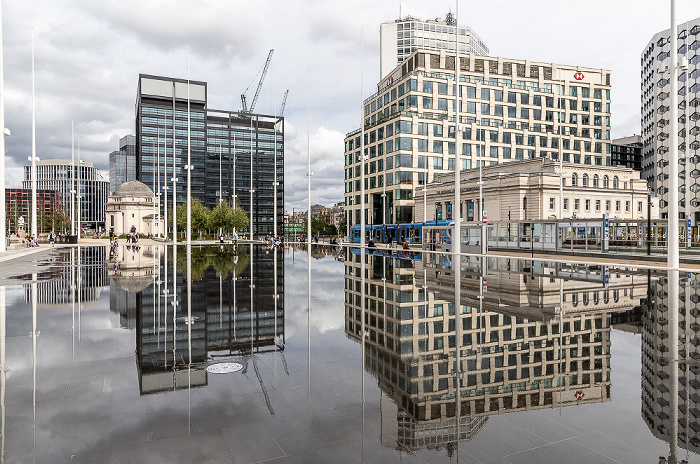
[344,50,612,228]
[380,14,489,80]
[109,135,137,194]
[136,75,284,236]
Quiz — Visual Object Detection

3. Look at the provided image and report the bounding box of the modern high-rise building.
[641,18,700,221]
[611,135,642,171]
[22,159,110,231]
[135,74,284,236]
[380,14,489,80]
[344,50,612,229]
[5,188,63,235]
[109,135,136,194]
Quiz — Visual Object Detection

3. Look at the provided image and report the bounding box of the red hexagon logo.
[574,72,585,80]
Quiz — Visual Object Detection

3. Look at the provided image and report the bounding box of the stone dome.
[113,180,154,197]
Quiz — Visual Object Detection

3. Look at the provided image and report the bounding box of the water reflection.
[344,248,650,455]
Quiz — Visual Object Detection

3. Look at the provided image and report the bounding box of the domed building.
[105,180,163,236]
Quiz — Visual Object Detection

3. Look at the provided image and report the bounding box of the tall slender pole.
[77,136,81,240]
[453,2,462,450]
[273,82,278,238]
[307,72,312,245]
[669,0,679,268]
[250,117,254,240]
[0,0,5,252]
[153,137,156,238]
[30,28,37,238]
[70,122,74,236]
[684,22,691,249]
[219,144,222,237]
[453,2,461,253]
[558,79,564,220]
[157,122,161,238]
[233,134,236,209]
[360,27,365,248]
[172,82,177,242]
[186,53,192,245]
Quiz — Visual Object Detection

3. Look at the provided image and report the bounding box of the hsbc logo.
[574,72,585,80]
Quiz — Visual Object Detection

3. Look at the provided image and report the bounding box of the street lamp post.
[668,0,680,269]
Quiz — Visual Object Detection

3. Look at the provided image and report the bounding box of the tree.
[171,200,210,238]
[209,201,234,232]
[311,216,335,236]
[231,207,249,234]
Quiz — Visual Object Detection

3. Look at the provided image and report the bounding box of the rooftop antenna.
[399,0,401,19]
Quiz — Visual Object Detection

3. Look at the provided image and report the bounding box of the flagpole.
[30,28,37,238]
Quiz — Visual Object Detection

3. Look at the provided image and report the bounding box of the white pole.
[233,133,236,208]
[273,77,278,238]
[684,21,691,249]
[153,135,156,238]
[669,0,679,268]
[307,71,312,245]
[186,53,191,245]
[360,28,365,248]
[559,79,564,220]
[219,144,222,237]
[0,0,5,252]
[77,136,81,241]
[70,122,74,236]
[250,118,254,240]
[163,118,168,240]
[30,28,37,239]
[157,122,161,239]
[453,1,461,254]
[172,81,177,242]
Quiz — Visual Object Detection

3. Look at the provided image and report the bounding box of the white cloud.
[0,0,698,210]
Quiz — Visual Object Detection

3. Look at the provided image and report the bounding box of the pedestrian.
[49,231,55,247]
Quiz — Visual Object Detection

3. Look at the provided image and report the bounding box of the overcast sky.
[3,0,700,211]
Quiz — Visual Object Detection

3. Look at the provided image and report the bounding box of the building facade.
[417,158,658,223]
[611,135,642,171]
[641,18,700,221]
[5,188,63,236]
[105,180,163,236]
[23,159,110,231]
[380,14,488,80]
[135,74,284,237]
[109,135,136,194]
[344,50,612,231]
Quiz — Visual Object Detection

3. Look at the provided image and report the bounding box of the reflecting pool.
[0,244,696,463]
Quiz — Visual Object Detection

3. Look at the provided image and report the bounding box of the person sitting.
[402,241,409,250]
[368,238,376,248]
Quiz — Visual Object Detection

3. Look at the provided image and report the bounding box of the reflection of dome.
[112,275,152,293]
[113,180,154,197]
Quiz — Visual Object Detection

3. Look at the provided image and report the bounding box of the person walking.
[49,231,55,247]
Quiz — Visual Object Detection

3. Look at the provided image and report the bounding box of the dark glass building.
[135,75,284,236]
[611,135,642,171]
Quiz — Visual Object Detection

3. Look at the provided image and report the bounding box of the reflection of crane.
[278,90,289,118]
[240,49,274,116]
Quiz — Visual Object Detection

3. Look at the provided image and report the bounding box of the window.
[595,200,600,211]
[625,201,630,212]
[423,81,433,93]
[481,88,490,100]
[481,103,490,115]
[582,174,588,187]
[433,141,443,153]
[574,199,580,210]
[418,139,428,152]
[549,198,555,210]
[638,201,643,212]
[433,124,443,137]
[423,97,433,109]
[571,173,578,186]
[417,122,428,135]
[592,174,599,187]
[606,200,610,211]
[585,199,590,211]
[612,176,619,189]
[521,93,529,104]
[437,82,447,95]
[433,157,443,169]
[563,198,569,210]
[603,175,609,188]
[438,98,448,110]
[615,200,620,211]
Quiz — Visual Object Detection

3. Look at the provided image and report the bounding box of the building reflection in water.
[344,248,648,455]
[643,268,696,463]
[107,244,285,396]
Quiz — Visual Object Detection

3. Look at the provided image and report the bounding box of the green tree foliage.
[174,245,249,280]
[209,201,234,231]
[231,207,249,233]
[311,216,336,236]
[171,201,210,237]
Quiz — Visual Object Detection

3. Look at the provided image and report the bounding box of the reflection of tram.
[350,220,454,245]
[349,247,422,262]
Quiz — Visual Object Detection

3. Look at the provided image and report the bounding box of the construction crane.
[278,89,289,118]
[240,49,274,116]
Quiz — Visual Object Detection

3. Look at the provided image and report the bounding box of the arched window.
[593,174,599,187]
[613,176,619,189]
[582,174,589,187]
[571,173,578,187]
[603,175,609,188]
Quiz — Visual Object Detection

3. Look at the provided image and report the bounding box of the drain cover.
[206,363,243,374]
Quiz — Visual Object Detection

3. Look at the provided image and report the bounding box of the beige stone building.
[105,180,163,236]
[344,49,613,232]
[415,158,659,223]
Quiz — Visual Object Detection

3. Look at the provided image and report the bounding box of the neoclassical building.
[105,180,162,236]
[415,158,659,223]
